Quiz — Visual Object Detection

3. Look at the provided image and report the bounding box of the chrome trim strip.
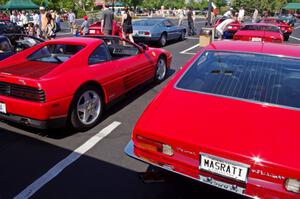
[124,140,255,199]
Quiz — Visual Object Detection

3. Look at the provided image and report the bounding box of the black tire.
[179,30,186,41]
[69,85,103,131]
[154,56,167,83]
[284,35,290,41]
[159,33,167,47]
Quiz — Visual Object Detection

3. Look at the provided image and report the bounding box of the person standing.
[101,4,114,35]
[252,9,258,23]
[19,10,28,27]
[238,7,245,22]
[68,11,76,34]
[178,8,184,26]
[80,15,89,36]
[187,7,195,36]
[45,13,56,40]
[121,7,134,42]
[10,10,18,24]
[205,8,215,27]
[39,7,48,35]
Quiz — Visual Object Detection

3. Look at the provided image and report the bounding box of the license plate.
[252,37,262,42]
[199,175,245,194]
[89,30,96,34]
[0,102,6,114]
[200,153,249,182]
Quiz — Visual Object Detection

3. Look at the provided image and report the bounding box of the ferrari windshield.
[241,25,280,32]
[176,51,300,109]
[27,44,84,63]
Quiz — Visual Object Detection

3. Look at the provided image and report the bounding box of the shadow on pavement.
[0,127,246,199]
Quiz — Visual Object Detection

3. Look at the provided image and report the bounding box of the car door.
[88,44,125,102]
[112,39,155,92]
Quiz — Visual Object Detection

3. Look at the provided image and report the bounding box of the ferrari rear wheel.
[154,57,167,83]
[69,85,103,131]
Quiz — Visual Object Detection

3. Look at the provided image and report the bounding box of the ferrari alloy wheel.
[70,85,103,130]
[155,57,167,82]
[159,33,167,47]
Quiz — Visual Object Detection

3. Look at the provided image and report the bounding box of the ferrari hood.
[0,61,59,79]
[137,88,300,170]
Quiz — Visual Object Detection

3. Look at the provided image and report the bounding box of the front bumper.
[125,140,299,199]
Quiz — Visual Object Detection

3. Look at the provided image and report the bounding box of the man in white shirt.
[10,10,18,24]
[19,10,28,27]
[223,8,233,19]
[238,7,245,22]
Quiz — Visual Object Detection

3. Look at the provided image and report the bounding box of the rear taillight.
[285,178,300,194]
[136,135,173,156]
[0,82,45,102]
[144,31,150,36]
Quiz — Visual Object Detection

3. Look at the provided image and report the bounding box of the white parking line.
[294,26,300,30]
[290,36,300,41]
[14,121,121,199]
[180,44,199,55]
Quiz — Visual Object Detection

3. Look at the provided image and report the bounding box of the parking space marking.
[14,121,121,199]
[180,44,199,55]
[290,36,300,41]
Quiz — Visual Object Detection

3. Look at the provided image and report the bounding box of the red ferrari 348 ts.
[233,23,283,43]
[126,41,300,199]
[88,20,122,37]
[0,36,172,130]
[260,17,293,41]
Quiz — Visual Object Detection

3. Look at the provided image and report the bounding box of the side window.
[89,44,110,65]
[163,20,173,27]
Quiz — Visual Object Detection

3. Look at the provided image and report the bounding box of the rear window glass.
[27,44,84,63]
[176,51,300,109]
[241,25,280,32]
[133,20,158,26]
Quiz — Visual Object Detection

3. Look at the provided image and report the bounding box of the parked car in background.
[126,40,300,199]
[0,20,24,35]
[296,13,300,19]
[233,23,283,43]
[259,17,293,41]
[213,18,242,39]
[0,34,43,61]
[279,14,297,27]
[0,36,172,130]
[132,18,186,47]
[88,20,122,37]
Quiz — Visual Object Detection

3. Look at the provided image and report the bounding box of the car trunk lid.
[0,61,60,79]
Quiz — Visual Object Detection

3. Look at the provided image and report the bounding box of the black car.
[0,20,24,34]
[0,34,44,61]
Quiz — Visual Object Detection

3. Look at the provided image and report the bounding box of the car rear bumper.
[133,36,160,42]
[0,113,67,129]
[125,140,299,199]
[0,95,72,128]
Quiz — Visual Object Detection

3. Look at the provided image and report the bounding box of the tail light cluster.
[285,178,300,194]
[136,135,173,156]
[0,82,45,102]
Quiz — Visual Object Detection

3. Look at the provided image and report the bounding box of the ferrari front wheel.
[154,57,167,83]
[69,85,103,131]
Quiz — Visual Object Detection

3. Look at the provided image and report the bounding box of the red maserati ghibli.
[233,23,283,43]
[126,41,300,198]
[0,36,172,130]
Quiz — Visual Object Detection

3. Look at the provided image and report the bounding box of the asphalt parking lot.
[1,18,300,199]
